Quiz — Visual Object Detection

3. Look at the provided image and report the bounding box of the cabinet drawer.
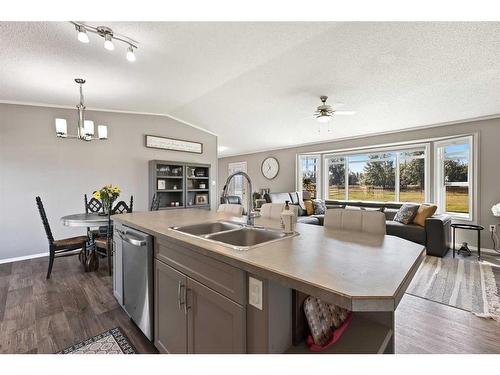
[156,236,246,305]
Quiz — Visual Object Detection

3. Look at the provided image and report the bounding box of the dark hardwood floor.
[0,255,499,354]
[0,255,157,354]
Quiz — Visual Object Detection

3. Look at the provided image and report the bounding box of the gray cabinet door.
[155,260,188,354]
[112,231,123,306]
[187,277,246,353]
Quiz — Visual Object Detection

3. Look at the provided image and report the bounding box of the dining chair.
[150,193,160,211]
[94,196,133,275]
[84,193,105,237]
[36,196,88,279]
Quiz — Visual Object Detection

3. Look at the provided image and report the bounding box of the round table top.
[450,223,484,230]
[60,213,109,227]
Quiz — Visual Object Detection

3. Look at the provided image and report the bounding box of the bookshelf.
[149,160,211,211]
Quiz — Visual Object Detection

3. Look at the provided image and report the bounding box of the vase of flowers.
[93,184,121,215]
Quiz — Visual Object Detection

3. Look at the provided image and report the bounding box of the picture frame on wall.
[195,193,209,205]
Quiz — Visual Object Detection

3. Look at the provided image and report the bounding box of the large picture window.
[321,146,428,203]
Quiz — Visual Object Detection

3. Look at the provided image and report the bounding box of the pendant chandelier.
[55,79,108,141]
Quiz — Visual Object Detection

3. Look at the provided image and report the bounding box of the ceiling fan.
[313,96,355,123]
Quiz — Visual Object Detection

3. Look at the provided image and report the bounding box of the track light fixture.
[70,22,138,62]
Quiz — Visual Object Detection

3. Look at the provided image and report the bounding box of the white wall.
[0,103,217,261]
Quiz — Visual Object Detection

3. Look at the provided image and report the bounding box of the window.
[227,161,248,207]
[435,137,473,220]
[297,155,321,199]
[320,146,428,203]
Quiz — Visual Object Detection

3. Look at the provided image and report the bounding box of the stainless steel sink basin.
[206,227,288,248]
[172,221,242,236]
[170,221,297,250]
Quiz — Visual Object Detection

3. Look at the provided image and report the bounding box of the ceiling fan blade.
[334,111,356,115]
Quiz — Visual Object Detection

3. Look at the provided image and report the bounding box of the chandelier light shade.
[71,22,138,62]
[55,118,68,137]
[55,79,108,142]
[98,125,108,139]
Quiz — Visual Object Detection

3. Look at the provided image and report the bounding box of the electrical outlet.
[490,224,497,233]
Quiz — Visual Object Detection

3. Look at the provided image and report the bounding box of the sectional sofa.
[264,191,451,257]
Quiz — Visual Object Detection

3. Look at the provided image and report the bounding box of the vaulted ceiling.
[1,22,500,156]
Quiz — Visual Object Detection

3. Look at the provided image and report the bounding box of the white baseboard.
[0,252,47,265]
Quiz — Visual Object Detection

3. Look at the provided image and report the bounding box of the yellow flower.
[93,191,101,200]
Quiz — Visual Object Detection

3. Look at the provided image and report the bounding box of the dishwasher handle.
[117,229,147,247]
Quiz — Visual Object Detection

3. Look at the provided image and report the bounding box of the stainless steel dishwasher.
[117,226,154,341]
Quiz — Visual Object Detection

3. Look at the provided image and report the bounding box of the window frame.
[320,144,430,203]
[434,135,475,221]
[296,154,322,199]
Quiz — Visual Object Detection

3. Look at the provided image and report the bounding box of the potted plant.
[93,184,121,215]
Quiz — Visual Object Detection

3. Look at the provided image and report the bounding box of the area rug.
[57,327,136,354]
[407,254,500,322]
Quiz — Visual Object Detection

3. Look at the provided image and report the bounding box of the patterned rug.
[407,253,500,322]
[57,327,136,354]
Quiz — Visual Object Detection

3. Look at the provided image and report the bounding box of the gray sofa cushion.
[384,208,399,221]
[386,220,426,245]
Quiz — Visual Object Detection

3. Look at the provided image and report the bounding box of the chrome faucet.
[221,171,256,226]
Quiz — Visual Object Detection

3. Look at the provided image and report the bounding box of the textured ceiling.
[1,22,500,156]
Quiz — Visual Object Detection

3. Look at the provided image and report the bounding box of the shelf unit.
[149,160,211,211]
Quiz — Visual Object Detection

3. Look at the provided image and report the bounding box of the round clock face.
[261,157,279,180]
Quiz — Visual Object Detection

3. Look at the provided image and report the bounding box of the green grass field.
[327,186,468,213]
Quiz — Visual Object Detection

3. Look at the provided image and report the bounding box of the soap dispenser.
[281,200,294,234]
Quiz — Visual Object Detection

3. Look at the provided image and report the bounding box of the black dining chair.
[95,196,133,275]
[150,193,160,211]
[36,196,88,279]
[84,193,105,237]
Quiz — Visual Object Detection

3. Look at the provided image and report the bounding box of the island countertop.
[113,209,425,311]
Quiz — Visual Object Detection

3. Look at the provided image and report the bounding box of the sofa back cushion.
[260,203,299,221]
[324,209,386,235]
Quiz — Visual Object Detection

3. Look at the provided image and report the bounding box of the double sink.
[170,221,297,251]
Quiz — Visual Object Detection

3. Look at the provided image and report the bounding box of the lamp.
[54,79,108,142]
[104,34,114,51]
[126,46,136,62]
[98,125,108,139]
[55,118,68,137]
[76,25,89,43]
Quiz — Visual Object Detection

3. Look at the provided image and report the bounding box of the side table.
[451,223,484,261]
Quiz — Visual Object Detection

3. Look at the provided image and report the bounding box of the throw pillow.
[312,199,326,215]
[413,204,437,227]
[304,200,315,216]
[393,204,420,225]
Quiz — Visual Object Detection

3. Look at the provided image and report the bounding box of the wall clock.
[261,157,279,180]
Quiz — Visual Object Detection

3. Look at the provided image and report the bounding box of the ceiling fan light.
[126,46,136,62]
[317,115,331,123]
[104,34,114,51]
[77,26,89,44]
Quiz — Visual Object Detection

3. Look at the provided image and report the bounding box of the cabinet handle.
[178,281,185,310]
[184,288,191,315]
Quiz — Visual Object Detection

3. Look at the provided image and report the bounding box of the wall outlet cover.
[248,276,263,310]
[490,224,497,233]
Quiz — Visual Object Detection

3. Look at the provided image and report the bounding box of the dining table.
[60,213,109,272]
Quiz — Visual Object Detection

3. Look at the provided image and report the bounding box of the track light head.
[104,34,114,51]
[76,25,89,43]
[126,46,136,62]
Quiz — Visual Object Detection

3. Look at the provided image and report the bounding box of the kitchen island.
[112,209,425,354]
